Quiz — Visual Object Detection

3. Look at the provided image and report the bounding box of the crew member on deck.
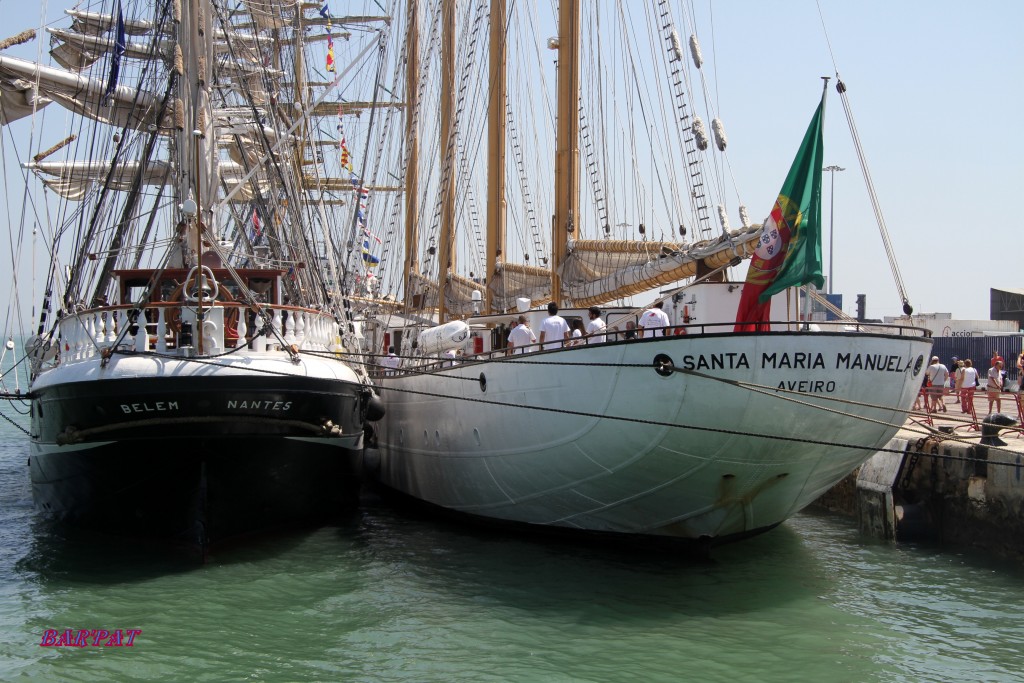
[638,301,671,338]
[507,316,536,354]
[539,303,570,350]
[585,307,607,344]
[381,347,401,375]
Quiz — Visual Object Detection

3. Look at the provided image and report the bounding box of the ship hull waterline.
[368,330,932,545]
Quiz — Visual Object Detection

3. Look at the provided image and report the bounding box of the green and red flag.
[734,88,827,331]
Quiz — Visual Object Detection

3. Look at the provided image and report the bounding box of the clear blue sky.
[2,1,1021,325]
[696,1,1023,321]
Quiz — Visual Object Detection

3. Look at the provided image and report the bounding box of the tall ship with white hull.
[347,0,932,546]
[370,301,929,543]
[246,1,926,546]
[0,0,394,546]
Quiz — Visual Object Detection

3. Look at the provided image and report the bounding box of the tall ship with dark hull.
[344,1,933,547]
[0,0,394,547]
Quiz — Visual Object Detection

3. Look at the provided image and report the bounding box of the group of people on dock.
[917,350,1023,416]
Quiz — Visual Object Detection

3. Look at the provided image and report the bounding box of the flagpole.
[805,77,830,327]
[802,285,811,330]
[823,165,845,295]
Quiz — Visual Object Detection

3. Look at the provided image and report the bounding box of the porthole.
[653,354,675,378]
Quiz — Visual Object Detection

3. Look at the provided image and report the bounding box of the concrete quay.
[814,390,1024,562]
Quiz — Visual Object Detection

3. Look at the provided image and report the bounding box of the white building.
[883,313,1018,337]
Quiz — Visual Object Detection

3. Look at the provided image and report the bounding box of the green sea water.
[2,408,1024,681]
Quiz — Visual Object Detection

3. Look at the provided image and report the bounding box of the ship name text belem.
[119,400,293,413]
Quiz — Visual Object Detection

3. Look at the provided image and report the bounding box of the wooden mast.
[403,0,421,311]
[485,0,507,314]
[551,0,580,305]
[437,0,457,321]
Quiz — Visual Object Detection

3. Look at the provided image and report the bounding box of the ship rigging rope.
[815,1,912,315]
[0,352,31,384]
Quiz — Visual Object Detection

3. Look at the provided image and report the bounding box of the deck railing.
[371,320,931,377]
[55,303,343,364]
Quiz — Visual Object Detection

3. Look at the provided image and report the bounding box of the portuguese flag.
[734,89,827,331]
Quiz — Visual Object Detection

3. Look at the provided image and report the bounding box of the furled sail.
[412,225,762,312]
[560,227,762,307]
[0,54,168,130]
[488,263,553,312]
[407,271,486,316]
[47,27,174,71]
[0,76,51,124]
[64,9,157,37]
[24,160,173,199]
[450,227,763,311]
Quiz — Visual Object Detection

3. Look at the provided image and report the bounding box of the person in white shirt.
[959,359,980,413]
[987,361,1004,414]
[568,319,586,346]
[585,306,606,344]
[539,302,570,350]
[381,346,401,375]
[638,301,671,338]
[925,356,949,413]
[507,315,537,354]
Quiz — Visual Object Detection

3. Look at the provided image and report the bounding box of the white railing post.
[296,313,307,350]
[236,306,248,354]
[86,314,98,359]
[104,312,116,345]
[156,308,167,352]
[119,310,130,347]
[284,310,297,346]
[135,313,148,351]
[311,314,323,349]
[330,322,344,356]
[269,308,283,352]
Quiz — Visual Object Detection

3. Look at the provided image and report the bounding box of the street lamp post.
[822,165,845,295]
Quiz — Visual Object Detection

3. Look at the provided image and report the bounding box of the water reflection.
[13,517,345,587]
[326,495,825,621]
[5,449,1024,683]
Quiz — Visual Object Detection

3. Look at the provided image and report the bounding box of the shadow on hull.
[30,437,361,557]
[364,482,781,561]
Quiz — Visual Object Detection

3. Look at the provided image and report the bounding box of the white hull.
[370,331,932,543]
